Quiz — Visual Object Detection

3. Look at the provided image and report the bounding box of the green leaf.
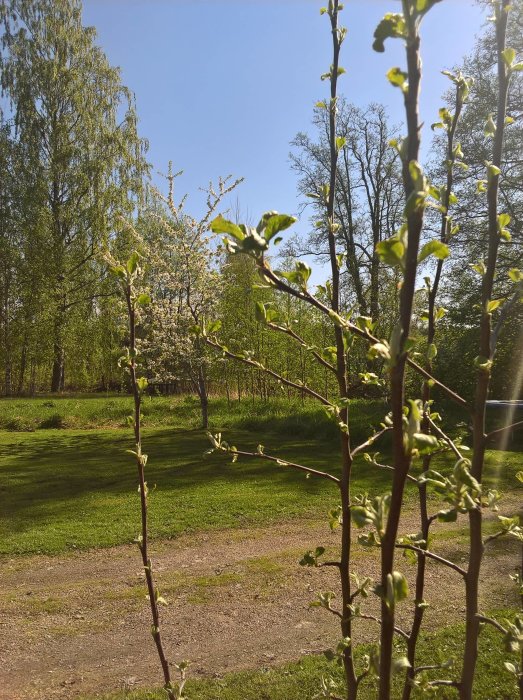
[206,319,222,334]
[126,251,141,275]
[108,264,127,279]
[387,67,408,91]
[484,114,496,138]
[486,162,501,178]
[136,377,148,393]
[437,508,458,523]
[498,213,511,228]
[260,212,297,241]
[439,107,453,125]
[427,343,437,360]
[418,240,450,263]
[471,260,487,276]
[376,237,406,269]
[136,293,151,306]
[486,299,503,313]
[280,261,312,289]
[474,355,493,372]
[368,341,391,362]
[372,13,406,52]
[335,136,347,150]
[211,215,245,241]
[453,459,481,492]
[391,571,409,603]
[254,302,267,323]
[413,432,439,454]
[392,656,411,673]
[509,268,523,282]
[351,506,373,529]
[502,47,516,66]
[476,180,487,193]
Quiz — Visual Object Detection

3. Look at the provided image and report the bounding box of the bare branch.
[266,322,337,375]
[486,419,523,440]
[425,415,465,460]
[483,530,507,546]
[353,612,410,641]
[476,614,507,636]
[395,544,466,578]
[229,448,340,486]
[350,426,392,460]
[258,263,470,410]
[427,680,460,688]
[490,287,522,355]
[205,336,335,409]
[371,459,418,484]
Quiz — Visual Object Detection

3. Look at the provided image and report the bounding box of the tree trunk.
[197,365,209,429]
[51,340,65,392]
[17,332,28,395]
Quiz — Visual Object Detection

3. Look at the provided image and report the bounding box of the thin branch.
[353,612,410,641]
[258,263,469,410]
[372,460,418,484]
[483,530,507,546]
[415,664,448,674]
[228,448,340,485]
[426,415,465,460]
[395,544,466,578]
[266,322,337,375]
[318,561,343,569]
[490,287,522,355]
[407,357,469,410]
[486,419,523,440]
[205,336,335,408]
[476,616,510,638]
[350,427,392,460]
[427,680,460,688]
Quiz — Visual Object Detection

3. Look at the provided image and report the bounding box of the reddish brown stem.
[379,8,424,696]
[125,286,175,700]
[460,3,510,698]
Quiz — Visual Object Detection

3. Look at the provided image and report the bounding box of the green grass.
[86,612,519,699]
[1,426,521,557]
[0,394,386,435]
[0,424,395,556]
[1,395,521,556]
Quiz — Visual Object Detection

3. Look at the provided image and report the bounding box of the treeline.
[0,0,521,402]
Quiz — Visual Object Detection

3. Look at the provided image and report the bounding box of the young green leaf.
[386,67,408,92]
[211,215,245,241]
[418,240,450,263]
[372,13,406,52]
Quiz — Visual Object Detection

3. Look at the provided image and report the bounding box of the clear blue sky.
[83,0,486,227]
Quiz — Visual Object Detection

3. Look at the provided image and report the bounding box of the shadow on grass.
[1,420,520,556]
[0,427,394,554]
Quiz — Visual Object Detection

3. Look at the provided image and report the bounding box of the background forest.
[0,0,521,409]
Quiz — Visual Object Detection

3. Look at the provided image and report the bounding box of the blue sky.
[82,0,486,229]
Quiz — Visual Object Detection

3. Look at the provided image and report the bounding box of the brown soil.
[0,505,520,700]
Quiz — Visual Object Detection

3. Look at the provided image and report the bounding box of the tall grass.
[0,395,387,441]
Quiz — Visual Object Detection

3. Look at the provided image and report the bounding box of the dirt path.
[0,506,520,700]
